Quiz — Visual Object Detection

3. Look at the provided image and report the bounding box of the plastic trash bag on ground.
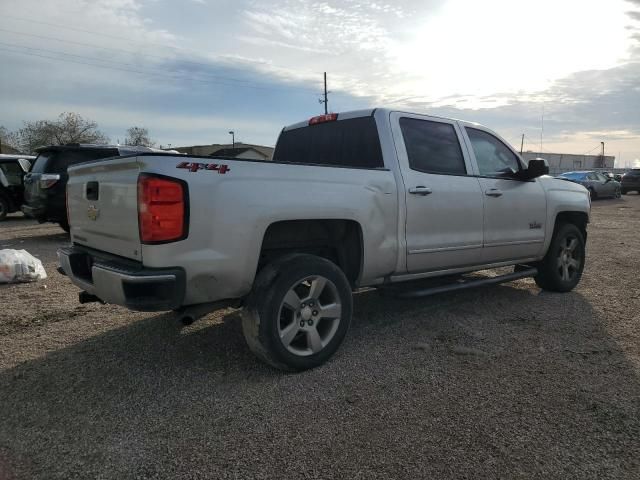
[0,249,47,283]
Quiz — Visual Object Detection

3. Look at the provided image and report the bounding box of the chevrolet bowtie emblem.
[87,205,100,221]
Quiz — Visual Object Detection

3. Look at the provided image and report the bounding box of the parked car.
[58,109,591,371]
[556,171,621,199]
[621,169,640,194]
[22,144,164,231]
[0,154,35,220]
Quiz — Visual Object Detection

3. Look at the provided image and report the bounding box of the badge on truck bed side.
[176,162,230,174]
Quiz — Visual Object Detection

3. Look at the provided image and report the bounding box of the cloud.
[0,0,639,163]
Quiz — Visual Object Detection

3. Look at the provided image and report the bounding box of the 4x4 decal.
[176,162,230,174]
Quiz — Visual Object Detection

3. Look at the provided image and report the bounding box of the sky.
[0,0,639,167]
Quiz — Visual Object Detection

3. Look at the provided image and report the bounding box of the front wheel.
[534,223,585,292]
[242,254,353,371]
[588,188,597,200]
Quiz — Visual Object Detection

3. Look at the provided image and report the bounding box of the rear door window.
[47,149,119,173]
[399,118,466,175]
[273,117,384,168]
[0,162,24,185]
[31,153,52,173]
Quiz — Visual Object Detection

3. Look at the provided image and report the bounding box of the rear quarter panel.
[139,156,399,305]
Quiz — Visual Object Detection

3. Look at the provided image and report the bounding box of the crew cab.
[58,109,591,371]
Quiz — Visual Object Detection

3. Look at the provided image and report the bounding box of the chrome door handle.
[485,188,503,197]
[409,186,432,195]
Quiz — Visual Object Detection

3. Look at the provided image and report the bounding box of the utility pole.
[540,104,544,154]
[323,72,328,115]
[229,131,235,149]
[319,72,330,114]
[520,134,524,155]
[600,141,605,168]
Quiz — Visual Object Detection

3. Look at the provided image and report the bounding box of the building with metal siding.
[521,151,615,175]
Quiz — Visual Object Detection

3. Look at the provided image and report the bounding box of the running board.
[391,267,538,299]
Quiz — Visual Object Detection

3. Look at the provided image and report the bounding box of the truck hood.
[538,175,589,195]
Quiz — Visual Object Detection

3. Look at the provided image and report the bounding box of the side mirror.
[525,158,549,179]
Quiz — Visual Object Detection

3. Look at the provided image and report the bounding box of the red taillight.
[137,174,187,243]
[309,113,338,125]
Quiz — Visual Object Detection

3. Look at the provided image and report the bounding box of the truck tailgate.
[67,157,142,261]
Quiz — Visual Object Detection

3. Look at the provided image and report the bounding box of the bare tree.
[11,113,109,154]
[0,126,19,153]
[124,127,155,147]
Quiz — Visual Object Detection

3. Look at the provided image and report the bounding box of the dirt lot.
[1,197,639,480]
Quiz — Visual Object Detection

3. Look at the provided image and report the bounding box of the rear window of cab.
[273,117,384,169]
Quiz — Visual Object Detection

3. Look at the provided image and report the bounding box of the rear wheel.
[615,186,622,198]
[242,254,353,371]
[588,187,597,200]
[0,196,8,221]
[534,223,585,292]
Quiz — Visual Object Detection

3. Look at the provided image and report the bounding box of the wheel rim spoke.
[562,264,570,281]
[282,289,301,310]
[307,327,323,353]
[319,302,341,319]
[308,277,327,300]
[280,321,300,346]
[568,258,580,269]
[567,238,577,252]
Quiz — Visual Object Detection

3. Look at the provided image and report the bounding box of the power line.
[2,13,179,49]
[0,28,314,93]
[0,17,318,83]
[0,40,317,92]
[580,144,602,155]
[0,45,318,94]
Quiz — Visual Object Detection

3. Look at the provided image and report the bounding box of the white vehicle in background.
[58,109,591,371]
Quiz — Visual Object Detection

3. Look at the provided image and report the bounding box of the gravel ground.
[1,197,639,480]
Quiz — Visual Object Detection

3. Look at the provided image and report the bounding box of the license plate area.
[68,252,94,284]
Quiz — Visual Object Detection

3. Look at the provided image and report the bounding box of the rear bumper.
[57,246,185,311]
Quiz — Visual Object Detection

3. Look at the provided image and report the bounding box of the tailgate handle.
[86,181,99,201]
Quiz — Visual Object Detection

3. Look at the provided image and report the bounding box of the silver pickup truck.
[59,108,591,371]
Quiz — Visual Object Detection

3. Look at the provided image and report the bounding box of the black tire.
[621,189,628,195]
[241,254,353,371]
[0,196,8,221]
[58,219,70,233]
[534,223,585,292]
[615,187,622,199]
[588,187,597,200]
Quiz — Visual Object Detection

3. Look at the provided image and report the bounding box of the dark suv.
[22,144,159,231]
[621,169,640,195]
[0,154,35,220]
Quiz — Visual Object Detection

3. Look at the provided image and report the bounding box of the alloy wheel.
[277,275,342,356]
[557,235,582,282]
